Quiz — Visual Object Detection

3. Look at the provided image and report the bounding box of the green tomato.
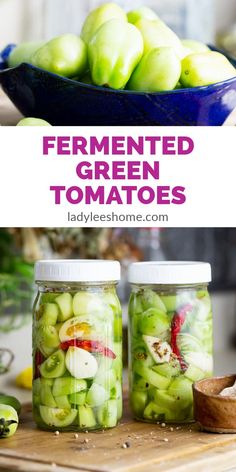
[55,293,73,322]
[38,303,59,326]
[81,2,127,45]
[135,18,184,58]
[72,291,112,319]
[168,376,193,408]
[130,390,147,417]
[31,34,87,78]
[79,72,93,85]
[17,118,52,126]
[180,51,236,87]
[0,395,21,416]
[0,405,18,438]
[128,6,159,24]
[88,19,143,90]
[181,39,210,54]
[39,406,77,428]
[132,341,154,367]
[138,308,170,338]
[140,289,167,313]
[40,349,66,379]
[36,324,60,354]
[8,41,45,68]
[128,47,181,92]
[128,292,143,316]
[159,294,177,312]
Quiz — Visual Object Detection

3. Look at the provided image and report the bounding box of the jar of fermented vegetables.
[128,261,213,423]
[33,260,122,431]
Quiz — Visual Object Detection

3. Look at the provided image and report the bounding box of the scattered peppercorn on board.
[1,399,236,472]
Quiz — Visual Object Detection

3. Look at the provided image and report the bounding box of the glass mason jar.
[32,260,122,432]
[128,261,213,423]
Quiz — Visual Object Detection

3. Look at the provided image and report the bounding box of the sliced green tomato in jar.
[152,361,180,378]
[140,289,167,313]
[159,294,177,312]
[133,362,171,389]
[103,291,122,314]
[69,391,87,406]
[86,383,109,407]
[128,291,143,317]
[97,400,117,428]
[139,308,170,338]
[40,350,66,379]
[110,380,122,400]
[72,292,112,319]
[40,293,59,304]
[133,375,151,391]
[176,333,203,354]
[78,405,96,429]
[184,364,206,382]
[130,390,147,416]
[39,406,77,427]
[54,395,71,409]
[184,351,213,374]
[55,293,73,322]
[94,368,116,390]
[168,376,193,408]
[36,325,60,352]
[40,384,57,408]
[143,401,179,422]
[143,335,172,364]
[38,303,59,326]
[66,347,98,379]
[52,377,87,397]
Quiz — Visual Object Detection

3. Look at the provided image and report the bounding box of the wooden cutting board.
[1,398,236,472]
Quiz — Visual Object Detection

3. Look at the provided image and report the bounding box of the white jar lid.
[128,261,211,285]
[35,259,120,283]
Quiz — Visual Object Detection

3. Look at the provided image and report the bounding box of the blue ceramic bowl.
[0,44,236,126]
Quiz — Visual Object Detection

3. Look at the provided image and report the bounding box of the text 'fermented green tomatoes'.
[127,6,159,24]
[81,2,127,45]
[128,47,181,92]
[135,18,184,58]
[88,19,144,90]
[180,51,236,87]
[8,41,45,68]
[0,405,18,438]
[17,118,52,126]
[31,34,87,78]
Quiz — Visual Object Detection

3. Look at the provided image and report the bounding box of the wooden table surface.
[0,89,236,126]
[1,399,236,472]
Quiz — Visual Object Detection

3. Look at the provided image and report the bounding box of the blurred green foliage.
[0,229,33,332]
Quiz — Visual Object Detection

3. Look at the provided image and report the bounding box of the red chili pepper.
[60,339,116,359]
[34,350,44,379]
[170,304,192,371]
